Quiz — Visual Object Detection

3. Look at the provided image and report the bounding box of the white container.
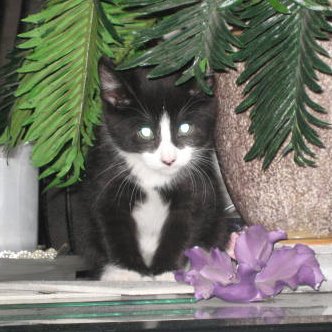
[0,144,38,251]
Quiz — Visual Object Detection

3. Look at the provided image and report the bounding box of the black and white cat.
[77,57,229,281]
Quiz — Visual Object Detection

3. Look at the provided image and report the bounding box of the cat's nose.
[162,157,176,166]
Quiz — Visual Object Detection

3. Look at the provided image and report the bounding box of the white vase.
[0,144,39,251]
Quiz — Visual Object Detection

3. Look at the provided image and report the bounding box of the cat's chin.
[157,164,182,176]
[119,150,185,188]
[138,166,181,188]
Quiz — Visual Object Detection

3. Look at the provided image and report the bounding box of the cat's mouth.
[149,161,182,176]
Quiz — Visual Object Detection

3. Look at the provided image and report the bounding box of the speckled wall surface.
[215,41,332,239]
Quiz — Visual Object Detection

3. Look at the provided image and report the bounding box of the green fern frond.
[235,0,332,168]
[118,0,243,94]
[101,1,155,64]
[0,0,124,189]
[0,49,27,138]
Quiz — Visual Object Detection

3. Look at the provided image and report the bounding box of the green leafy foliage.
[235,0,332,168]
[6,0,115,188]
[0,0,147,188]
[118,0,243,94]
[0,49,26,138]
[102,1,155,64]
[1,0,332,189]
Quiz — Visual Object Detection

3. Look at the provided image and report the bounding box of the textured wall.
[215,41,332,239]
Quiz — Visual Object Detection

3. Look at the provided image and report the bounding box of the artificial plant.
[0,0,150,188]
[0,0,331,188]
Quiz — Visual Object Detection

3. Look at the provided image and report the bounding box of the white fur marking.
[159,114,176,164]
[100,265,175,281]
[117,112,193,265]
[101,265,151,281]
[119,113,193,188]
[132,188,169,266]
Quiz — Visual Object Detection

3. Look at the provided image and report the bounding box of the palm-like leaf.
[0,49,26,137]
[118,0,243,94]
[0,0,146,188]
[103,1,155,64]
[14,0,115,189]
[235,0,332,168]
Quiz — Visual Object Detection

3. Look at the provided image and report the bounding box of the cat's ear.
[98,56,129,106]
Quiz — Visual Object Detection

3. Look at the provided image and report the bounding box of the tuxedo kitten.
[78,57,229,281]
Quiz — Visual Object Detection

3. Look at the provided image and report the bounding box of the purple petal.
[213,280,264,303]
[255,244,325,297]
[211,248,234,269]
[293,245,325,290]
[183,270,214,300]
[193,276,214,300]
[235,225,287,271]
[213,264,265,302]
[174,270,186,283]
[175,226,323,304]
[200,265,236,286]
[174,268,214,300]
[199,249,237,285]
[268,229,287,243]
[184,246,211,271]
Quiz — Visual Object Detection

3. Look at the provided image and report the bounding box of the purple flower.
[255,244,325,297]
[235,226,287,271]
[175,225,325,302]
[174,247,237,300]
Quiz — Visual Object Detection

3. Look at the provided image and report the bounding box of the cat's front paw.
[152,272,175,282]
[101,265,151,282]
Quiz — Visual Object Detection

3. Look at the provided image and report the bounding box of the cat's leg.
[101,264,154,281]
[151,210,190,275]
[93,207,151,278]
[101,265,176,282]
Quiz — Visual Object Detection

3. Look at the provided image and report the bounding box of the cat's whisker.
[189,155,218,207]
[187,163,207,204]
[118,105,152,122]
[194,150,216,162]
[196,158,214,170]
[197,147,215,152]
[178,95,196,117]
[94,160,127,180]
[178,95,208,118]
[129,179,140,212]
[195,163,218,208]
[183,164,197,195]
[93,167,129,207]
[115,174,132,207]
[120,80,151,119]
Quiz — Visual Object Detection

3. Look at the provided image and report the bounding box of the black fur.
[76,57,228,277]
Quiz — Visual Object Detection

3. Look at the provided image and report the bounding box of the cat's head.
[99,57,217,188]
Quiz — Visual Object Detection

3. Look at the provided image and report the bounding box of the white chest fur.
[132,188,169,266]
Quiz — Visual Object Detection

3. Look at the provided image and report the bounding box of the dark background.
[0,0,43,66]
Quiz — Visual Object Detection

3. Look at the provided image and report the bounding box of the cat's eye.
[138,127,154,140]
[178,123,192,136]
